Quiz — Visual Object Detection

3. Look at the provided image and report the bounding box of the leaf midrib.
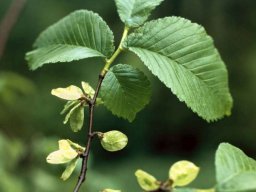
[129,47,224,100]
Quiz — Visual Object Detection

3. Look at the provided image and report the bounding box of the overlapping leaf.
[26,10,115,70]
[215,143,256,192]
[125,17,233,121]
[114,0,164,27]
[100,64,151,122]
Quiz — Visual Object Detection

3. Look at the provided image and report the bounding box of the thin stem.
[73,75,104,192]
[0,0,27,59]
[73,25,129,192]
[101,26,129,76]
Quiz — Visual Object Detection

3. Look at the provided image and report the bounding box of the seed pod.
[135,169,160,191]
[101,189,121,192]
[100,130,128,152]
[169,160,199,187]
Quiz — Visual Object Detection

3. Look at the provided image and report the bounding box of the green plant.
[134,143,256,192]
[25,0,237,191]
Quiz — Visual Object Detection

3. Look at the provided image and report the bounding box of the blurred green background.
[0,0,256,191]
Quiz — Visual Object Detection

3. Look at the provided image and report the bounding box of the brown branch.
[73,74,105,192]
[0,0,27,59]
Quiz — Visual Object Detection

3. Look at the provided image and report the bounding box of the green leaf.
[61,100,80,115]
[215,143,256,192]
[100,64,151,122]
[125,17,233,121]
[114,0,164,27]
[26,10,115,70]
[135,169,160,191]
[63,103,81,124]
[69,106,84,132]
[100,130,128,152]
[61,158,79,180]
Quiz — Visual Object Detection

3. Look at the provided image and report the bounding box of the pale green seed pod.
[135,169,160,191]
[101,189,121,192]
[169,160,200,187]
[100,130,128,152]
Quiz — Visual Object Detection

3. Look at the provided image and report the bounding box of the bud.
[100,130,128,152]
[169,160,200,187]
[135,170,160,191]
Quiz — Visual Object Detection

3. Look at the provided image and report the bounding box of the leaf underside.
[114,0,164,27]
[216,143,256,192]
[125,17,233,121]
[26,10,115,70]
[100,64,151,122]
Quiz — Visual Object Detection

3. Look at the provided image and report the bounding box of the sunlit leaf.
[125,17,233,121]
[51,85,83,100]
[215,143,256,192]
[46,140,77,164]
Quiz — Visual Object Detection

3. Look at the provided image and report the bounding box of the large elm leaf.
[114,0,164,27]
[100,64,151,122]
[26,10,114,70]
[125,17,233,121]
[215,143,256,192]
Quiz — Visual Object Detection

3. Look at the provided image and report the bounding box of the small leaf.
[96,98,104,105]
[101,64,151,122]
[63,103,81,124]
[169,160,199,187]
[61,158,79,180]
[69,106,84,132]
[100,130,128,152]
[135,169,160,191]
[51,85,83,100]
[61,100,80,115]
[114,0,164,27]
[26,10,115,70]
[215,143,256,192]
[67,140,85,152]
[126,17,233,121]
[46,140,77,164]
[81,81,95,99]
[101,189,121,192]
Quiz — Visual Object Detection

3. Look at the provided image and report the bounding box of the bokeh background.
[0,0,256,191]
